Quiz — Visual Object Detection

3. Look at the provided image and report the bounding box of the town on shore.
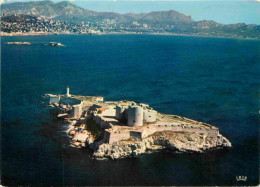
[1,1,260,39]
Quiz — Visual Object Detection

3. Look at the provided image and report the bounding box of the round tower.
[127,106,143,127]
[116,105,127,121]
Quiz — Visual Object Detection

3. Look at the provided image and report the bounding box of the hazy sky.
[2,0,260,25]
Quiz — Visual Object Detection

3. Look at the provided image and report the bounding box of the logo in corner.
[236,176,247,181]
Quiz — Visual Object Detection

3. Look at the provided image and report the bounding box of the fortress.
[45,87,231,159]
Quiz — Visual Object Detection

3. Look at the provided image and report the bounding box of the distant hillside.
[1,0,193,24]
[133,10,192,24]
[1,0,259,39]
[1,0,87,18]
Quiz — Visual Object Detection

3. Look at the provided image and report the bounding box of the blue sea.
[1,35,259,186]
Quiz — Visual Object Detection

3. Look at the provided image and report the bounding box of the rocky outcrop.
[92,131,231,159]
[93,141,148,159]
[165,132,231,152]
[67,124,95,148]
[63,120,231,159]
[6,42,31,45]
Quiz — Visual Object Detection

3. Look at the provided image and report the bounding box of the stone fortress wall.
[48,94,82,106]
[46,88,220,145]
[107,130,131,144]
[49,95,60,104]
[91,103,219,144]
[101,122,219,144]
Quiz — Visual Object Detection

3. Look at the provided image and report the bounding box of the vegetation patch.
[85,118,102,139]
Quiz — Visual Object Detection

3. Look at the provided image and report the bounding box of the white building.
[65,86,71,98]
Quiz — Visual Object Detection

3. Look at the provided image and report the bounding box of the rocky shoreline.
[66,119,231,160]
[2,32,259,41]
[5,42,31,45]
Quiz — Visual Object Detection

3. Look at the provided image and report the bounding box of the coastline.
[1,31,259,41]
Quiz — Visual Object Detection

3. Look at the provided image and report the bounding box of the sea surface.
[1,34,259,186]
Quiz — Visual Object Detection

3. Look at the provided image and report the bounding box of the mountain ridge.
[1,0,259,39]
[1,0,193,24]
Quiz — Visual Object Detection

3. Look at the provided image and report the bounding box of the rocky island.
[45,87,231,160]
[6,42,30,45]
[48,42,64,47]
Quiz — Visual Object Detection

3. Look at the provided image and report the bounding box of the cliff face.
[92,131,231,159]
[66,122,231,160]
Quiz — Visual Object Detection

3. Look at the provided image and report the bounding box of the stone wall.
[130,131,142,140]
[95,97,104,102]
[72,104,82,119]
[60,97,82,106]
[49,96,60,104]
[92,112,219,145]
[93,114,112,129]
[108,131,130,144]
[141,125,219,139]
[143,109,157,123]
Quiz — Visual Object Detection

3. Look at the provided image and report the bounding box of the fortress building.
[116,103,157,127]
[45,88,231,159]
[45,87,231,158]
